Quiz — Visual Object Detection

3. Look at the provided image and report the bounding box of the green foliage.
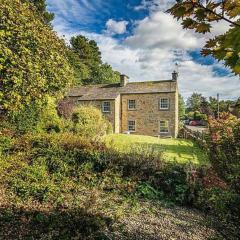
[202,113,240,237]
[187,111,207,121]
[187,92,205,112]
[68,35,120,85]
[168,0,240,75]
[70,35,102,65]
[0,130,235,238]
[26,0,54,24]
[0,0,74,113]
[208,113,240,193]
[197,188,240,238]
[71,105,113,139]
[67,49,90,85]
[84,63,120,85]
[178,94,186,118]
[7,97,63,134]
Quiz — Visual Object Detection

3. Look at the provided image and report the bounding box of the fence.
[180,126,208,150]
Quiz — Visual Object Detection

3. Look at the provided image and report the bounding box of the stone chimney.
[172,70,178,81]
[120,74,129,87]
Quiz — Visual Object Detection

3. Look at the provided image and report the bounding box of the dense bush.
[71,105,113,139]
[204,113,240,238]
[7,97,63,134]
[208,113,240,193]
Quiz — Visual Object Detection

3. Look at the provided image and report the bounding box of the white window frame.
[159,98,170,110]
[159,120,169,133]
[102,101,111,113]
[128,120,136,132]
[128,99,136,110]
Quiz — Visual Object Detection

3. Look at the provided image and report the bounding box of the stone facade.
[121,92,178,137]
[67,76,179,138]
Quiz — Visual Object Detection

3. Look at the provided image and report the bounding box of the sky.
[46,0,240,100]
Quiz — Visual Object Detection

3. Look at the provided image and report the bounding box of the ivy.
[0,0,74,113]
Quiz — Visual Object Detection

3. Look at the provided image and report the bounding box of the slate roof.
[67,80,177,101]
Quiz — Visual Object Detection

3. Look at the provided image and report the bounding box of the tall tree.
[178,94,186,118]
[70,35,102,66]
[0,0,74,113]
[69,35,120,85]
[168,0,240,74]
[85,63,120,85]
[187,92,205,112]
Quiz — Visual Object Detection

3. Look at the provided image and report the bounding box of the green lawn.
[104,134,209,165]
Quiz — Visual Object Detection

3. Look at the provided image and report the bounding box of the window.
[128,120,136,132]
[102,101,110,112]
[160,120,169,133]
[159,98,169,110]
[128,100,136,110]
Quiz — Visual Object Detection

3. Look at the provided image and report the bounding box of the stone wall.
[120,92,178,137]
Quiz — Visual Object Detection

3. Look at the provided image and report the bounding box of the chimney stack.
[172,70,178,81]
[120,74,129,87]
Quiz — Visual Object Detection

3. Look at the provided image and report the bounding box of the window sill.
[159,108,170,111]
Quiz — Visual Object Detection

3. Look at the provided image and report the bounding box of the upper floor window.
[159,98,170,110]
[128,120,136,132]
[160,120,169,133]
[128,100,136,110]
[102,101,110,113]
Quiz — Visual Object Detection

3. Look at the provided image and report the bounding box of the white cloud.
[105,19,129,35]
[125,11,200,50]
[134,0,175,12]
[48,0,240,100]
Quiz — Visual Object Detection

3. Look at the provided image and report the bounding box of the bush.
[197,188,240,238]
[204,113,240,237]
[208,113,240,193]
[7,97,64,134]
[71,106,113,139]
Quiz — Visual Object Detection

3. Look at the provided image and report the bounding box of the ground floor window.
[128,120,136,132]
[160,120,169,133]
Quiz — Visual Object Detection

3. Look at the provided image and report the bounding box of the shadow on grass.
[0,205,113,240]
[134,142,207,164]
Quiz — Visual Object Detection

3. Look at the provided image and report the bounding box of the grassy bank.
[104,134,209,165]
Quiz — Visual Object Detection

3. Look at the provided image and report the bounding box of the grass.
[104,134,209,165]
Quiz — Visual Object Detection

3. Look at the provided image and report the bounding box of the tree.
[69,35,120,85]
[24,0,54,24]
[70,35,102,66]
[186,93,205,112]
[0,0,74,113]
[84,63,120,85]
[168,0,240,74]
[178,94,186,118]
[67,50,90,85]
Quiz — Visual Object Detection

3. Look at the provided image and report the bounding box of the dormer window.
[102,101,110,113]
[128,100,136,110]
[159,98,170,110]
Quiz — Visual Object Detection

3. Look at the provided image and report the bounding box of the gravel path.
[107,201,220,240]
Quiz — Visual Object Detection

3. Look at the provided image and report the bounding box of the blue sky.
[46,0,240,99]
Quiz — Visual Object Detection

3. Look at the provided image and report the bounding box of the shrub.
[208,113,240,193]
[204,113,240,237]
[7,97,64,134]
[197,188,240,238]
[71,106,113,139]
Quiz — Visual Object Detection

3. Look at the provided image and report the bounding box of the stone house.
[66,72,179,137]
